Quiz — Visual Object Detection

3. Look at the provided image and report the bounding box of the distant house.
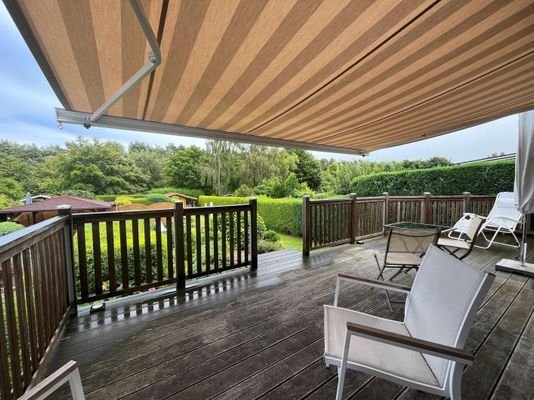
[165,192,198,207]
[0,195,114,226]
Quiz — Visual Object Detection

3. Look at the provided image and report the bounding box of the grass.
[277,233,302,251]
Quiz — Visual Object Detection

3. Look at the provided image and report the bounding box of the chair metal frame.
[18,361,85,400]
[438,214,485,260]
[326,247,495,400]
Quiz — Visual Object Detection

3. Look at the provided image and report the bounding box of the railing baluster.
[13,256,30,389]
[229,211,235,268]
[76,224,88,300]
[205,213,210,272]
[213,212,219,270]
[186,214,193,276]
[166,217,174,279]
[0,276,12,399]
[22,248,38,371]
[119,220,129,290]
[195,214,202,275]
[144,218,152,284]
[237,211,242,266]
[155,218,163,281]
[106,221,116,292]
[243,210,248,266]
[2,259,23,397]
[132,219,141,286]
[92,223,102,295]
[221,212,227,269]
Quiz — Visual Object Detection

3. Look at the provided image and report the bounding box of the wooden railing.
[72,199,258,303]
[0,215,74,399]
[303,192,497,254]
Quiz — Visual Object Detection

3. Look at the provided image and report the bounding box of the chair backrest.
[404,246,494,386]
[486,192,522,229]
[463,214,485,241]
[386,228,439,256]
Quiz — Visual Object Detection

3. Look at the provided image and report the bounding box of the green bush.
[146,193,172,204]
[96,194,116,202]
[199,196,303,235]
[258,239,282,253]
[0,222,24,237]
[149,187,204,198]
[115,195,134,206]
[350,161,515,196]
[262,230,280,242]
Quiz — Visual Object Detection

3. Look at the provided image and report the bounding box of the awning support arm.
[88,0,161,123]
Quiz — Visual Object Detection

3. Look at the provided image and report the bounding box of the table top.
[384,221,450,230]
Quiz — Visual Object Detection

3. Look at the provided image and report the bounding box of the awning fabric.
[5,0,534,154]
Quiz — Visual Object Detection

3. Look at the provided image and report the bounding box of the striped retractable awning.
[5,0,534,154]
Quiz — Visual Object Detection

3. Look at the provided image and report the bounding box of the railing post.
[463,192,471,214]
[302,196,311,255]
[422,192,431,224]
[249,198,258,270]
[349,193,357,244]
[174,202,186,293]
[57,205,77,313]
[382,192,389,236]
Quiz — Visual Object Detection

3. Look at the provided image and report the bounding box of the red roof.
[0,196,113,214]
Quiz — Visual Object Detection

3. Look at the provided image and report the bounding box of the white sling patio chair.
[325,246,494,400]
[477,192,523,249]
[438,214,484,260]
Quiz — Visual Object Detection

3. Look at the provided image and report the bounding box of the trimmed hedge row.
[199,196,303,236]
[350,161,515,196]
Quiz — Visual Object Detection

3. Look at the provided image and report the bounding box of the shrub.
[199,196,303,235]
[146,193,172,204]
[96,194,117,202]
[234,184,254,197]
[114,195,133,206]
[350,161,515,196]
[258,239,283,253]
[149,187,204,198]
[262,230,280,242]
[0,222,24,237]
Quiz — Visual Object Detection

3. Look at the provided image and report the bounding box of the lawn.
[277,233,302,251]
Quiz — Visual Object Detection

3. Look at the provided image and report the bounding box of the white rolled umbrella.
[497,110,534,275]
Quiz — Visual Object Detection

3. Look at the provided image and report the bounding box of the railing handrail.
[0,216,67,264]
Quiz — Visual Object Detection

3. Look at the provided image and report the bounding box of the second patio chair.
[374,227,439,281]
[437,214,484,260]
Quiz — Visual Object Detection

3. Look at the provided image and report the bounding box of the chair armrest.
[19,360,85,400]
[334,273,410,307]
[346,321,474,365]
[337,273,411,293]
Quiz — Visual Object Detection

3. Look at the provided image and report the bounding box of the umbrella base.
[496,258,534,277]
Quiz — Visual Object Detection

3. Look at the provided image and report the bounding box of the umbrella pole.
[496,214,534,276]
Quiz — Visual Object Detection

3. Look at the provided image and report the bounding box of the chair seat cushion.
[324,306,440,387]
[386,252,422,266]
[437,238,471,249]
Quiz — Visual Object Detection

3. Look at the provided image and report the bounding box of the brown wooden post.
[422,192,431,224]
[57,205,76,313]
[302,196,312,255]
[249,198,258,269]
[348,193,357,244]
[174,202,186,293]
[382,192,389,235]
[463,191,471,214]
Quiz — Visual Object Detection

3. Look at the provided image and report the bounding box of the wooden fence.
[303,193,497,254]
[0,215,74,399]
[71,199,258,303]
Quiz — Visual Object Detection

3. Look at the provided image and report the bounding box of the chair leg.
[336,332,351,400]
[384,289,393,312]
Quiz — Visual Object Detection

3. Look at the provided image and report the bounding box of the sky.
[0,3,519,163]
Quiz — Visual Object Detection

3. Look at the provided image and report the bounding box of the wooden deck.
[45,236,534,400]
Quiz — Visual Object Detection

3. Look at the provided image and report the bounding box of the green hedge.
[149,187,204,198]
[199,196,303,236]
[350,161,515,196]
[96,194,116,202]
[0,222,24,237]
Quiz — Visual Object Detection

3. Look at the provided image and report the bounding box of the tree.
[164,145,207,189]
[43,137,149,194]
[201,140,238,195]
[289,149,322,190]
